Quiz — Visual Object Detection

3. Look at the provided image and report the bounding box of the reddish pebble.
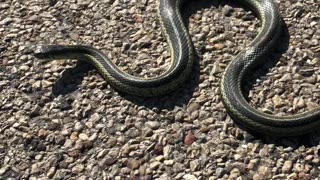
[38,129,47,138]
[184,130,195,145]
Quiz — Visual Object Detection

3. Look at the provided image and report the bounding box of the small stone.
[253,174,263,180]
[70,132,78,140]
[68,149,80,157]
[89,113,101,122]
[32,81,42,89]
[173,162,184,173]
[306,155,314,161]
[282,160,292,173]
[257,165,270,176]
[31,163,41,174]
[183,174,198,180]
[190,111,199,120]
[47,167,56,178]
[200,125,210,133]
[72,164,84,174]
[298,172,310,179]
[69,32,79,40]
[0,166,9,176]
[312,158,320,165]
[125,128,140,138]
[53,169,69,179]
[272,95,284,108]
[294,163,304,172]
[99,155,117,167]
[70,4,79,10]
[229,168,240,179]
[215,168,226,178]
[190,160,200,172]
[184,130,196,145]
[211,62,223,75]
[163,145,173,159]
[234,154,242,160]
[295,98,305,109]
[164,160,174,166]
[145,121,160,130]
[155,155,164,162]
[79,133,89,141]
[42,80,53,88]
[310,167,319,177]
[307,102,318,110]
[222,5,233,16]
[74,122,85,131]
[89,133,98,141]
[106,137,117,148]
[55,135,66,145]
[150,161,161,170]
[19,65,30,71]
[214,43,225,50]
[310,21,317,27]
[142,127,153,137]
[127,159,141,170]
[175,111,184,122]
[38,129,47,138]
[187,102,201,113]
[279,73,292,82]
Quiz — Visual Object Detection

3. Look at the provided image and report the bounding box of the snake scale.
[34,0,319,136]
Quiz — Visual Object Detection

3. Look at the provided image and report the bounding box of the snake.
[33,0,319,136]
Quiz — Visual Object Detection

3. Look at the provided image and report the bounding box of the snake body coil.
[34,0,319,136]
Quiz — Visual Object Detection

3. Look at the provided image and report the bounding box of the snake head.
[33,45,64,60]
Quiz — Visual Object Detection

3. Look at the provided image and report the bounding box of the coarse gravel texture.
[0,0,320,179]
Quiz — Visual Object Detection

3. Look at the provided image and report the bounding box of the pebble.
[215,167,226,178]
[74,122,85,132]
[282,160,293,173]
[72,164,85,174]
[190,160,200,172]
[127,159,141,170]
[19,65,30,71]
[183,174,198,180]
[184,130,196,145]
[214,43,225,50]
[145,121,160,130]
[78,133,89,141]
[253,174,263,180]
[68,150,80,157]
[150,161,161,170]
[89,113,101,122]
[164,160,174,166]
[187,102,201,113]
[174,111,184,122]
[99,155,117,167]
[173,162,184,173]
[47,167,56,178]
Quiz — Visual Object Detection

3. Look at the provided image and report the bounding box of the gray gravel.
[1,0,320,179]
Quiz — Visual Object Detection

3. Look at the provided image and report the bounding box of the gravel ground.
[0,0,319,179]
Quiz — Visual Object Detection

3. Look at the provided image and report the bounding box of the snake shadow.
[52,61,93,96]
